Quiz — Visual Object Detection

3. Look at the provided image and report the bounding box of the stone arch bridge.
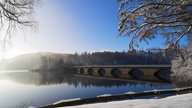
[74,65,172,83]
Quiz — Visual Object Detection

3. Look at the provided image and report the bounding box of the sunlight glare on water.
[0,80,17,89]
[0,80,35,108]
[0,70,29,73]
[0,80,20,108]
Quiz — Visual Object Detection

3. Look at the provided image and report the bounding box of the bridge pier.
[75,65,172,83]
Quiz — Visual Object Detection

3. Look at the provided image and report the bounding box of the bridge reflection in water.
[75,65,172,83]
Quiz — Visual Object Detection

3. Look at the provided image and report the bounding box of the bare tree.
[0,0,40,49]
[117,0,192,60]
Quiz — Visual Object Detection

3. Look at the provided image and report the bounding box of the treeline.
[66,50,171,65]
[39,49,172,70]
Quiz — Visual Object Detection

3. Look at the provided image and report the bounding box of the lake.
[0,71,173,108]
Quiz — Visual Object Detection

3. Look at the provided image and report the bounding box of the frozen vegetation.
[171,43,192,88]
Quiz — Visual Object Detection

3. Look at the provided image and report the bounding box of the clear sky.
[5,0,165,58]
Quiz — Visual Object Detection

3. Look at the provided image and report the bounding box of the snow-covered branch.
[117,0,192,57]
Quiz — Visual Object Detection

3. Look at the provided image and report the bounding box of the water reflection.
[0,71,173,108]
[0,71,170,88]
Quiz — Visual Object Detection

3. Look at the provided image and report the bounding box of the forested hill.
[0,50,172,70]
[0,52,68,70]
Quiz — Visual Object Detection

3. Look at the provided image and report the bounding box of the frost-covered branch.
[117,0,192,60]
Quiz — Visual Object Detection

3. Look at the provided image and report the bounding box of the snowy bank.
[57,93,192,108]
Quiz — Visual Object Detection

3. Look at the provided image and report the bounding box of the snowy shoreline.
[37,87,192,108]
[56,93,192,108]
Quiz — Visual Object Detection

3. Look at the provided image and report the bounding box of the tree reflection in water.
[0,71,170,89]
[0,71,173,108]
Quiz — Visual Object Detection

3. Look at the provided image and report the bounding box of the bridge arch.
[98,68,105,76]
[80,68,84,75]
[87,68,94,76]
[154,69,172,81]
[128,69,144,79]
[111,68,121,77]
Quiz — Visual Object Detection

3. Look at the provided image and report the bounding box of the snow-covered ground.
[57,93,192,108]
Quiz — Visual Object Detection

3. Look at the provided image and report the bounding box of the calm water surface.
[0,71,172,108]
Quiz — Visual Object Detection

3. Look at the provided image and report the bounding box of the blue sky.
[6,0,165,58]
